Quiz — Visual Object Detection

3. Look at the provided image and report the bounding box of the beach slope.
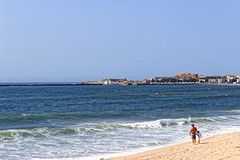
[107,132,240,160]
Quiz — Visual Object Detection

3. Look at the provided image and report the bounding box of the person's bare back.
[190,126,197,134]
[189,124,197,144]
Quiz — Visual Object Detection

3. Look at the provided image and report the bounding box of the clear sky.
[1,0,240,82]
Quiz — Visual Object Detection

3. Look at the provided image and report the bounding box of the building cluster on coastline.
[143,73,240,85]
[79,73,240,85]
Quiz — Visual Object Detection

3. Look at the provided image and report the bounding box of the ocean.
[0,85,240,160]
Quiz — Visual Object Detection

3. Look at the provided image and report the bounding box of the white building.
[217,79,226,83]
[208,79,218,83]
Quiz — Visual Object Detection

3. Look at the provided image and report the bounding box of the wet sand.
[106,132,240,160]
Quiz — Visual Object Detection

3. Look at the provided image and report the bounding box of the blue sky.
[1,0,239,82]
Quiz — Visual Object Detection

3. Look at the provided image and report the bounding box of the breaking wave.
[0,117,216,139]
[118,117,215,129]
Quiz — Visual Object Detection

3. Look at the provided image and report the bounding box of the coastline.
[106,132,240,160]
[0,83,239,87]
[1,86,240,160]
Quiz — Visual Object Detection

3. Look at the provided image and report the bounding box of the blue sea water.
[0,85,240,160]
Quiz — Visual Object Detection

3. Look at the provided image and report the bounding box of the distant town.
[79,73,240,86]
[1,73,240,86]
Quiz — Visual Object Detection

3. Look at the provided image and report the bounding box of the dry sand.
[106,132,240,160]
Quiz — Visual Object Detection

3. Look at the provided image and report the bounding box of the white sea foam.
[29,124,240,160]
[2,114,240,160]
[119,118,190,129]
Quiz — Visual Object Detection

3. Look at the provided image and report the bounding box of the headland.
[1,72,240,86]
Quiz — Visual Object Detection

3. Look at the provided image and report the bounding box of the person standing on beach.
[197,131,202,144]
[189,124,197,145]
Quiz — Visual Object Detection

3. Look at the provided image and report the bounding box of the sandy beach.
[107,132,240,160]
